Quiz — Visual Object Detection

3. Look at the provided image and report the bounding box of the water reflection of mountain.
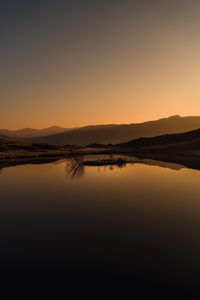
[0,154,193,179]
[136,159,183,171]
[64,155,185,180]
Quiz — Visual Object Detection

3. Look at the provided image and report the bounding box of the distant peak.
[168,115,181,119]
[46,126,61,129]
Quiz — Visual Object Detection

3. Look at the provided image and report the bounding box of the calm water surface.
[0,157,200,287]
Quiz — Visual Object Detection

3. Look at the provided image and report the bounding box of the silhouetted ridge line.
[115,127,200,154]
[23,115,200,146]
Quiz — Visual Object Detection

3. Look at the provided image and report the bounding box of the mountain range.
[1,115,200,146]
[116,127,200,155]
[0,126,68,139]
[1,125,200,170]
[113,127,200,169]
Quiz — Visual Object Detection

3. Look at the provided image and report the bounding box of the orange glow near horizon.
[1,1,200,130]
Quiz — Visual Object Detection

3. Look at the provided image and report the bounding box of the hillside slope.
[0,126,69,139]
[25,115,200,145]
[0,135,31,151]
[0,135,62,152]
[115,128,200,156]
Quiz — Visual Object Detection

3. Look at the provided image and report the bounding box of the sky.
[1,0,200,129]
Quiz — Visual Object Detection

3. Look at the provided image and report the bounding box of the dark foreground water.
[0,157,200,293]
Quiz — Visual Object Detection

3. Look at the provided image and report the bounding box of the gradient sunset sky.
[1,0,200,129]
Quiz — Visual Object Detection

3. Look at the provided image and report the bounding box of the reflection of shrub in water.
[65,156,85,179]
[65,155,128,179]
[82,158,127,167]
[105,160,127,171]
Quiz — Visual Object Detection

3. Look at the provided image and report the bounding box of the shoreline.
[1,148,200,171]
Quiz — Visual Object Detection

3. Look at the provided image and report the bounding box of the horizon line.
[1,114,199,131]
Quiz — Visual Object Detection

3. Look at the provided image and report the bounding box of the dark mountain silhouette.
[115,128,200,156]
[24,115,200,145]
[0,126,69,139]
[1,127,200,171]
[0,135,31,151]
[0,135,63,152]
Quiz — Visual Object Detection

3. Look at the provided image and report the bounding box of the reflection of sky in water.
[0,158,200,279]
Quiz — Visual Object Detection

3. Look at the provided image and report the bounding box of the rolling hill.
[115,128,200,156]
[0,126,69,139]
[24,115,200,146]
[0,135,63,152]
[0,135,31,151]
[1,126,200,170]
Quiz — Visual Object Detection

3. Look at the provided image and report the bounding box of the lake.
[0,156,200,290]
